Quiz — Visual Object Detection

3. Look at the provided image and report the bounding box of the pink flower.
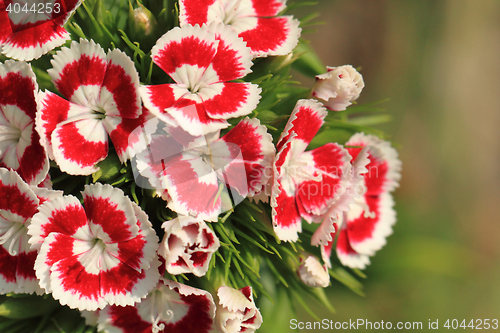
[159,216,220,277]
[179,0,301,57]
[216,286,262,333]
[0,0,82,61]
[312,65,364,111]
[320,133,402,269]
[97,279,216,333]
[133,117,274,221]
[27,183,160,310]
[271,99,353,242]
[0,60,49,185]
[297,255,330,288]
[36,39,147,175]
[0,168,61,295]
[141,23,261,136]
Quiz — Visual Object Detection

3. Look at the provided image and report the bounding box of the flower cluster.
[0,0,401,332]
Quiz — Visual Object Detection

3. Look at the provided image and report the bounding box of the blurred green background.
[261,0,500,331]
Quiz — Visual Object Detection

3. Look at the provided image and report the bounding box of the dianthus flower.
[36,39,147,175]
[0,60,48,185]
[28,183,160,310]
[320,133,402,269]
[271,99,353,242]
[133,117,274,221]
[0,0,82,60]
[141,23,261,136]
[97,278,216,333]
[179,0,301,57]
[0,168,61,294]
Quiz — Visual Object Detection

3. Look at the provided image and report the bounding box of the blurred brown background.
[263,0,500,331]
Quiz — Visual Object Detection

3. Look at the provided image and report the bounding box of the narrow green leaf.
[291,290,321,321]
[329,267,365,296]
[233,228,273,255]
[232,258,245,280]
[352,268,367,279]
[264,257,289,288]
[348,114,393,127]
[266,244,283,259]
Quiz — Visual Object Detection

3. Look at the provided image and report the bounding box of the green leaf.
[292,42,325,77]
[329,267,365,296]
[348,114,393,127]
[291,289,321,321]
[0,295,59,319]
[233,228,274,255]
[307,287,336,314]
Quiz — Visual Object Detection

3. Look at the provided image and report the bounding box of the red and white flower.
[0,0,82,61]
[141,23,261,136]
[216,285,262,333]
[297,255,330,288]
[36,39,146,175]
[179,0,301,57]
[0,168,61,295]
[312,65,365,112]
[134,117,274,221]
[97,278,216,333]
[27,183,160,310]
[271,99,353,242]
[159,216,220,277]
[320,133,402,269]
[0,60,49,185]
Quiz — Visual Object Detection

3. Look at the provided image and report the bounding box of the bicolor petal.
[179,0,301,57]
[346,133,402,195]
[162,153,222,221]
[0,168,59,295]
[0,0,82,61]
[0,60,48,185]
[97,278,216,333]
[335,224,370,270]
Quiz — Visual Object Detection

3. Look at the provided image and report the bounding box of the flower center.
[91,106,107,120]
[222,0,243,25]
[0,221,26,256]
[0,123,21,143]
[149,290,174,333]
[0,105,22,146]
[188,80,208,94]
[78,238,107,273]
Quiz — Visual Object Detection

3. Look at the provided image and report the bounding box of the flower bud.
[159,216,220,277]
[128,2,158,49]
[132,4,157,36]
[297,255,330,288]
[312,65,364,111]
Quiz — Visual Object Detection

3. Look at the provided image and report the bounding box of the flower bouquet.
[0,0,402,332]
